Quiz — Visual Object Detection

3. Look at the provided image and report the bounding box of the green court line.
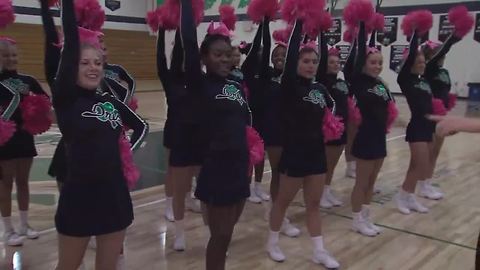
[320,210,477,251]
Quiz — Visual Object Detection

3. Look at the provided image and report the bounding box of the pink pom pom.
[366,12,385,33]
[0,118,16,146]
[158,1,180,30]
[0,0,15,29]
[75,0,105,32]
[431,98,447,116]
[146,8,161,32]
[448,5,474,38]
[323,108,345,142]
[128,96,139,112]
[78,27,102,49]
[347,96,362,126]
[219,5,236,31]
[118,135,140,190]
[343,27,357,43]
[319,11,333,32]
[386,101,398,133]
[281,0,326,24]
[19,94,52,135]
[272,26,292,44]
[48,0,59,7]
[447,93,457,110]
[247,0,279,23]
[401,10,433,37]
[246,126,264,176]
[342,0,374,29]
[192,0,205,26]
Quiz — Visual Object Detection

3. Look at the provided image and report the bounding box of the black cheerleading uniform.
[259,18,284,147]
[180,0,250,206]
[398,31,435,143]
[318,32,349,146]
[158,29,203,166]
[277,20,329,178]
[425,34,460,110]
[0,70,48,160]
[54,0,148,236]
[351,22,393,160]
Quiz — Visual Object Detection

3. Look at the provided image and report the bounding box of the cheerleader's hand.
[428,115,463,137]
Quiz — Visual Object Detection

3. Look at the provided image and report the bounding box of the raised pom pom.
[323,108,345,142]
[48,0,59,7]
[246,126,264,176]
[343,27,356,43]
[0,0,15,29]
[219,5,236,31]
[386,101,398,133]
[448,5,474,38]
[19,94,52,135]
[78,27,102,49]
[347,96,362,126]
[367,12,385,33]
[401,10,433,37]
[447,93,457,110]
[192,0,205,26]
[146,8,161,32]
[0,118,16,146]
[343,0,374,28]
[247,0,279,23]
[74,0,105,32]
[119,135,140,190]
[319,11,333,32]
[272,25,292,45]
[432,98,447,116]
[281,0,326,24]
[158,1,180,30]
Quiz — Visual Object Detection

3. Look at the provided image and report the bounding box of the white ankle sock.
[400,189,410,197]
[254,182,262,189]
[268,231,280,246]
[19,211,28,228]
[325,185,331,193]
[166,196,173,204]
[175,219,185,234]
[352,211,362,221]
[1,216,13,232]
[311,235,325,251]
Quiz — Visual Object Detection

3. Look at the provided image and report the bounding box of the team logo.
[81,102,122,129]
[415,81,432,93]
[1,78,29,94]
[215,84,246,106]
[303,89,327,107]
[368,84,390,101]
[105,70,120,82]
[436,70,451,85]
[335,81,349,95]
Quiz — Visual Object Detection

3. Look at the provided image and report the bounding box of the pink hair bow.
[275,41,288,47]
[300,40,318,52]
[207,21,232,37]
[424,40,441,49]
[328,47,340,56]
[367,46,380,54]
[0,36,16,44]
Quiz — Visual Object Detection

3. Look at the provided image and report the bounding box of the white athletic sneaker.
[312,249,340,269]
[352,214,377,237]
[394,191,411,215]
[3,231,24,246]
[406,194,429,213]
[266,243,286,262]
[326,189,343,206]
[18,225,39,239]
[185,197,202,213]
[280,219,300,237]
[248,186,262,204]
[116,254,125,270]
[346,161,356,178]
[419,181,443,200]
[164,199,175,222]
[254,185,271,201]
[361,208,381,233]
[173,234,186,251]
[426,179,444,196]
[320,192,333,209]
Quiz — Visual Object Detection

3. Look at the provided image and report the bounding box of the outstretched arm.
[353,21,366,75]
[281,19,303,89]
[398,30,418,81]
[241,22,264,81]
[40,0,61,88]
[316,31,329,81]
[343,38,357,82]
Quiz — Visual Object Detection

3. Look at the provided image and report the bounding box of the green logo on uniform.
[215,84,246,106]
[81,102,122,129]
[303,89,327,107]
[1,78,29,94]
[368,84,390,101]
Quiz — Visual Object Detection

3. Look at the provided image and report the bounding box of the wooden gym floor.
[0,91,478,270]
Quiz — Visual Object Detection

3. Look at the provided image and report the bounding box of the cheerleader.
[266,14,339,268]
[317,32,349,208]
[260,19,300,237]
[349,20,396,236]
[0,38,49,246]
[180,0,250,268]
[394,19,437,214]
[54,0,148,269]
[154,24,202,250]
